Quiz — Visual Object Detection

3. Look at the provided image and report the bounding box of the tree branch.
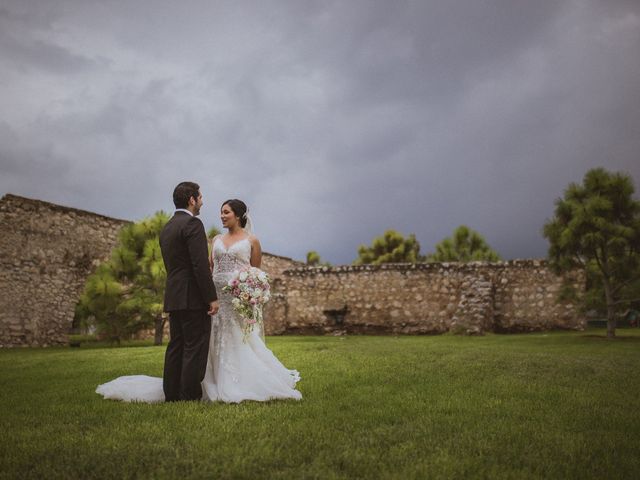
[592,247,605,275]
[612,274,640,295]
[611,297,640,306]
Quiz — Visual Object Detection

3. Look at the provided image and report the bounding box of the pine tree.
[77,211,170,344]
[543,167,640,338]
[355,230,422,265]
[427,225,500,262]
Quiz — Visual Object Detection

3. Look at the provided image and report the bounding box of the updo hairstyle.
[222,199,248,228]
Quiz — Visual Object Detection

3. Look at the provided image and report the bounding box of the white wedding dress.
[96,237,302,403]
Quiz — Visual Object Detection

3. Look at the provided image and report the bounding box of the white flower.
[238,271,249,282]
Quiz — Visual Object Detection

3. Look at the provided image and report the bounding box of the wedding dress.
[96,236,302,403]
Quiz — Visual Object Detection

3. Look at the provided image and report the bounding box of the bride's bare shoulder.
[247,234,260,244]
[210,234,223,245]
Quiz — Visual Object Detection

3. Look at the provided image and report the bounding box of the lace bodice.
[212,237,252,281]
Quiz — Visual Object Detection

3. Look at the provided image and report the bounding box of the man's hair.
[173,182,200,209]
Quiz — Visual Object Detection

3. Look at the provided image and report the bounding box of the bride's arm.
[249,235,262,268]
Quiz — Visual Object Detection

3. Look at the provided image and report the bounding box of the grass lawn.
[1,329,639,479]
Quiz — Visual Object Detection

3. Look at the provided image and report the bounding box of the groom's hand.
[208,300,220,316]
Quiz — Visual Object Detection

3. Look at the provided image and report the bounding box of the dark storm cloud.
[0,6,100,74]
[1,0,639,264]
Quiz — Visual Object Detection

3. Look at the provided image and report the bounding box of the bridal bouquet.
[223,267,271,342]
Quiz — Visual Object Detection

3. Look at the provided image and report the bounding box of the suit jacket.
[160,211,217,312]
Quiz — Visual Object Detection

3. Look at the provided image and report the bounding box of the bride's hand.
[208,300,220,316]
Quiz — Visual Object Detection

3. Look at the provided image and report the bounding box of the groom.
[160,182,219,401]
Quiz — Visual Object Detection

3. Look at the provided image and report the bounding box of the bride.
[96,199,302,403]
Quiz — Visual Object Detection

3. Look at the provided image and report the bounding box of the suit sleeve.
[184,217,218,303]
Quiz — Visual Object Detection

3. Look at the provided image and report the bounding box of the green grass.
[1,330,639,479]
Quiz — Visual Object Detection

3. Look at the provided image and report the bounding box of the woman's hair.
[222,199,248,228]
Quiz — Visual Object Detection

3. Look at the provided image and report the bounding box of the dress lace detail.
[95,236,302,403]
[213,238,248,277]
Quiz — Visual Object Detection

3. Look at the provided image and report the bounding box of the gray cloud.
[1,0,639,264]
[0,6,101,74]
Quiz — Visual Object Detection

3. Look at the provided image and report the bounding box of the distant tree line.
[78,168,639,342]
[311,167,640,338]
[350,225,500,265]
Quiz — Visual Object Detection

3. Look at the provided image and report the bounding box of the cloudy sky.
[1,0,639,264]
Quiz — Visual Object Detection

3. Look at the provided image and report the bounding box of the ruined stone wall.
[0,192,303,346]
[0,194,585,345]
[262,261,585,335]
[0,194,130,347]
[245,253,304,336]
[261,253,304,280]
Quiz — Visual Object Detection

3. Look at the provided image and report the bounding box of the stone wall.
[262,261,585,335]
[208,252,299,337]
[0,194,130,347]
[0,194,585,345]
[261,252,304,280]
[0,193,304,346]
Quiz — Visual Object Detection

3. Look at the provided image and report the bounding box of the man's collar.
[175,209,194,216]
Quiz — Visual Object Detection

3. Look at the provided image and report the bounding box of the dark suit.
[159,211,217,401]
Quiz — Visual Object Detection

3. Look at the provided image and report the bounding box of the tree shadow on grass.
[580,334,640,342]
